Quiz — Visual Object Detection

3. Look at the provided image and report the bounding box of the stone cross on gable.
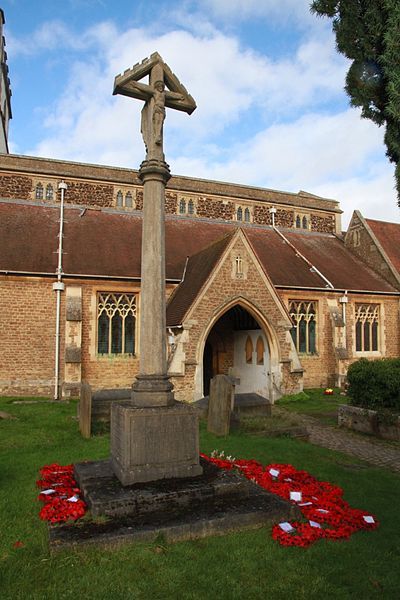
[113,53,196,161]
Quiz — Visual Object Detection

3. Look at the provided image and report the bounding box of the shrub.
[347,358,400,412]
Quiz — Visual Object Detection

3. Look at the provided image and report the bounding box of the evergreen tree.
[311,0,400,206]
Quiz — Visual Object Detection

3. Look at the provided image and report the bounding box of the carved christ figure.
[128,78,184,159]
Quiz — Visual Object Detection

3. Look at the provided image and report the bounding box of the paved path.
[274,407,400,474]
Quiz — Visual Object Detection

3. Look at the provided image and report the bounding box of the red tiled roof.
[166,232,235,326]
[366,218,400,274]
[0,202,397,298]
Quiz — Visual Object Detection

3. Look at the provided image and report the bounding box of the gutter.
[0,270,181,283]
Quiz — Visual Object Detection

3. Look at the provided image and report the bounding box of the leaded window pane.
[372,321,378,351]
[111,314,122,353]
[116,191,123,207]
[188,200,194,214]
[35,183,43,200]
[97,312,109,354]
[237,207,243,221]
[298,318,307,353]
[309,318,316,353]
[244,208,250,222]
[295,215,301,228]
[46,184,54,201]
[125,192,133,207]
[124,314,135,354]
[356,321,362,352]
[179,199,186,214]
[302,216,308,229]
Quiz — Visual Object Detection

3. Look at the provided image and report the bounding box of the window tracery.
[97,293,137,355]
[355,304,379,352]
[289,300,317,354]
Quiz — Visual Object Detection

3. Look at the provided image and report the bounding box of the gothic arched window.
[179,199,186,214]
[35,183,43,200]
[45,184,54,201]
[302,216,308,229]
[237,207,243,221]
[289,300,317,354]
[295,215,301,228]
[116,191,123,207]
[244,208,250,222]
[256,336,265,365]
[97,293,137,355]
[125,191,133,207]
[188,199,194,215]
[245,336,253,364]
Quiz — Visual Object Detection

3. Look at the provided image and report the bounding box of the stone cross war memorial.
[68,54,294,550]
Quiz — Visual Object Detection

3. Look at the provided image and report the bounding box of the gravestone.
[207,375,235,436]
[79,381,92,439]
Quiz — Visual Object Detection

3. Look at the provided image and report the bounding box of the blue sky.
[2,0,400,227]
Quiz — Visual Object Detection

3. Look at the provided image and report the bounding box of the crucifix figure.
[113,53,196,161]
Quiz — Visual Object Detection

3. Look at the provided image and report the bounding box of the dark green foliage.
[311,0,400,205]
[347,358,400,411]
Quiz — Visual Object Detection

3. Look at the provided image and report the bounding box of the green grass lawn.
[1,396,400,600]
[276,388,346,425]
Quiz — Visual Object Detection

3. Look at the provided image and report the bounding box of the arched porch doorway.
[202,305,270,398]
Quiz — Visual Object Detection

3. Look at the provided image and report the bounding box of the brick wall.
[0,277,63,396]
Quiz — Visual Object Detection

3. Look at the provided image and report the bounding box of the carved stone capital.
[138,159,171,184]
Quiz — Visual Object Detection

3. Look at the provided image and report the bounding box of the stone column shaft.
[132,159,174,406]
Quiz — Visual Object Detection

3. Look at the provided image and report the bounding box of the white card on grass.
[363,515,375,524]
[279,522,295,533]
[290,491,302,502]
[309,521,321,528]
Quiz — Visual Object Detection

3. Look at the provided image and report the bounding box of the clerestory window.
[46,184,54,201]
[35,183,43,200]
[289,300,317,354]
[97,293,137,355]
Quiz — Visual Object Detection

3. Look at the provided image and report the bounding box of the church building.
[0,17,399,402]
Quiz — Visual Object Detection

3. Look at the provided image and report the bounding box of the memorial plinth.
[111,401,203,485]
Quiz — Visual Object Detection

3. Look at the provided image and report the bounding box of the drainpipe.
[339,290,348,348]
[53,181,67,400]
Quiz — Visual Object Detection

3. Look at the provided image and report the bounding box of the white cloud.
[14,9,399,227]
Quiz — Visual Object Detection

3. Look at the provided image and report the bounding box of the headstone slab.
[111,401,203,485]
[79,382,92,439]
[207,374,235,436]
